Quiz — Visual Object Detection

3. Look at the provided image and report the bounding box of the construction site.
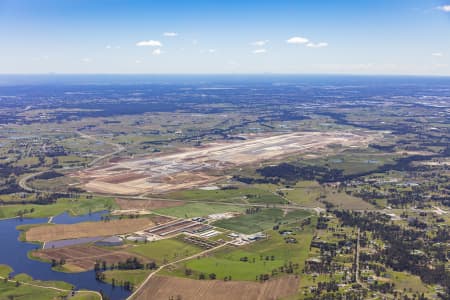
[75,131,375,195]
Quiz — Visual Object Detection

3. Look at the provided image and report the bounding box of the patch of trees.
[0,163,29,177]
[232,175,280,185]
[369,281,395,294]
[334,210,450,294]
[369,144,396,152]
[245,207,261,215]
[257,163,344,184]
[34,171,64,180]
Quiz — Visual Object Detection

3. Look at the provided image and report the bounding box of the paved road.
[127,242,230,300]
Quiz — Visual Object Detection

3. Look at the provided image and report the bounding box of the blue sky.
[1,0,449,75]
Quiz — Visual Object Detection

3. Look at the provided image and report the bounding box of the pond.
[51,210,107,224]
[0,213,132,300]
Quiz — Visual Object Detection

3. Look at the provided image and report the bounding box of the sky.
[1,0,450,75]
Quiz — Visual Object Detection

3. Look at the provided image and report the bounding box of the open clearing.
[132,275,299,300]
[126,237,204,265]
[154,202,247,218]
[32,245,148,272]
[213,208,311,234]
[26,218,155,242]
[164,220,315,281]
[115,198,185,210]
[75,131,374,195]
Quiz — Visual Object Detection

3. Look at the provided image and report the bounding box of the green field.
[165,220,315,281]
[163,187,286,204]
[154,202,246,218]
[306,151,397,176]
[213,208,311,234]
[103,269,150,287]
[281,181,323,207]
[0,265,79,300]
[324,187,374,210]
[0,196,116,219]
[126,237,203,265]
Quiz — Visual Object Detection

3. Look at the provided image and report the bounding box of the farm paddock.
[132,275,300,300]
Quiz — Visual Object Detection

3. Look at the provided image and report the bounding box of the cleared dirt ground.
[26,218,155,242]
[115,198,185,210]
[133,275,300,300]
[33,245,148,272]
[75,131,375,195]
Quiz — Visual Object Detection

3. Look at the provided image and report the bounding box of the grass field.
[213,208,311,234]
[29,175,80,193]
[71,293,102,300]
[324,188,374,210]
[164,187,286,204]
[281,181,323,207]
[0,265,78,300]
[153,202,246,218]
[0,265,12,277]
[0,196,116,219]
[165,219,315,281]
[386,269,429,294]
[103,269,150,287]
[126,237,203,265]
[0,281,68,300]
[306,150,397,176]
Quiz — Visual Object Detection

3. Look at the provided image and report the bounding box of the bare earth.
[133,275,300,300]
[115,198,185,210]
[75,131,374,195]
[32,245,148,272]
[26,218,155,242]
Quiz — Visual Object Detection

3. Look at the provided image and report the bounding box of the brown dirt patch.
[32,245,147,272]
[115,198,185,210]
[133,275,300,300]
[26,218,154,242]
[102,173,147,184]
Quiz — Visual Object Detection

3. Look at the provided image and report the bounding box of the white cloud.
[251,40,269,47]
[306,42,328,48]
[105,45,112,49]
[135,59,142,64]
[286,36,309,44]
[432,52,443,57]
[437,5,450,12]
[200,49,217,54]
[106,45,120,49]
[152,48,162,56]
[163,32,178,37]
[252,49,267,54]
[136,40,163,47]
[80,58,92,63]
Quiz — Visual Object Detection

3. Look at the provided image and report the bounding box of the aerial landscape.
[1,1,450,300]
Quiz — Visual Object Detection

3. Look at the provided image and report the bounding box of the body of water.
[0,213,131,300]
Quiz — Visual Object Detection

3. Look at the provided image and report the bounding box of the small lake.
[51,210,106,224]
[0,212,131,300]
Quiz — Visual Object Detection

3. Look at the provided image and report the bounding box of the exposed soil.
[133,275,300,300]
[26,218,155,242]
